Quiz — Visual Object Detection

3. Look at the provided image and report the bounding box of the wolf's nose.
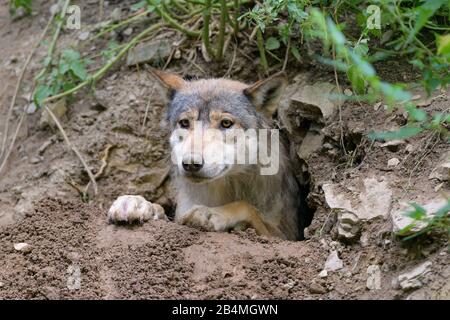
[182,154,204,172]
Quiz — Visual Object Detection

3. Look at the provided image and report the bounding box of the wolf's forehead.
[180,78,248,93]
[168,79,253,119]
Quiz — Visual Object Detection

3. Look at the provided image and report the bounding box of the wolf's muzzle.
[182,153,204,172]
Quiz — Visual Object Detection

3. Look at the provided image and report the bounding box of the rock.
[284,82,343,125]
[123,27,133,36]
[396,261,432,291]
[41,286,60,300]
[30,156,43,164]
[126,40,172,66]
[111,8,121,21]
[343,88,353,96]
[405,144,415,153]
[337,211,360,241]
[324,250,343,272]
[40,99,67,128]
[49,3,60,15]
[323,177,392,221]
[366,265,381,290]
[174,49,181,59]
[429,152,450,181]
[387,157,400,167]
[360,232,369,247]
[318,270,328,278]
[373,102,382,111]
[26,102,37,114]
[391,198,448,235]
[297,126,324,160]
[37,137,55,155]
[0,281,4,287]
[282,279,295,289]
[14,242,32,253]
[78,31,90,41]
[128,93,137,102]
[380,139,405,152]
[309,282,327,294]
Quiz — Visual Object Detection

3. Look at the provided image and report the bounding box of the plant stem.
[88,10,149,42]
[256,28,268,74]
[35,0,71,81]
[148,0,201,37]
[44,22,163,104]
[202,0,215,58]
[171,0,190,14]
[0,10,55,162]
[233,0,240,34]
[216,0,228,61]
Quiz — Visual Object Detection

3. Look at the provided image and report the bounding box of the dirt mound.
[0,198,326,299]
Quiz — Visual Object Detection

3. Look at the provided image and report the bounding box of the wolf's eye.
[221,118,234,129]
[179,119,190,129]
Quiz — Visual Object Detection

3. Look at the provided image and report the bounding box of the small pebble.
[387,158,400,167]
[319,270,328,278]
[14,243,33,253]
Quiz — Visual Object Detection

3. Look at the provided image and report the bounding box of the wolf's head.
[151,69,287,184]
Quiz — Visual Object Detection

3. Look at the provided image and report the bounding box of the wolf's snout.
[182,154,204,172]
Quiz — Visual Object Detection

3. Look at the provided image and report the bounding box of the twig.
[99,0,104,21]
[88,10,150,42]
[149,0,201,38]
[332,43,347,155]
[282,36,290,72]
[84,144,114,195]
[142,84,157,131]
[256,28,268,74]
[44,22,163,104]
[224,42,237,77]
[44,104,98,195]
[0,9,55,162]
[0,113,26,176]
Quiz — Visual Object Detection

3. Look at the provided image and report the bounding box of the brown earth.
[0,1,448,300]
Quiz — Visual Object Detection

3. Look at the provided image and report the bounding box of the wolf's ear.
[149,68,186,100]
[244,72,288,116]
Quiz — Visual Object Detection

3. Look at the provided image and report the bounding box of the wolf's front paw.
[108,195,166,224]
[181,206,228,232]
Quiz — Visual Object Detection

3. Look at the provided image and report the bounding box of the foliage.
[397,201,450,241]
[34,49,90,106]
[9,0,32,15]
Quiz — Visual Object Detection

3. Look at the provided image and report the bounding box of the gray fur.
[165,79,302,240]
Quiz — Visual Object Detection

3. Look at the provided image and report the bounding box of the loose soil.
[0,0,448,300]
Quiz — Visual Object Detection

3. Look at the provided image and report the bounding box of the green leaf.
[368,126,423,141]
[62,49,80,62]
[379,82,412,102]
[437,34,450,56]
[347,65,365,94]
[291,45,301,61]
[265,37,280,50]
[405,104,428,122]
[326,18,345,46]
[130,0,147,11]
[435,201,450,218]
[70,60,88,80]
[406,0,447,45]
[405,203,427,220]
[34,85,52,106]
[397,224,415,236]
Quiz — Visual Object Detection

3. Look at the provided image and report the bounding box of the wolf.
[107,70,310,240]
